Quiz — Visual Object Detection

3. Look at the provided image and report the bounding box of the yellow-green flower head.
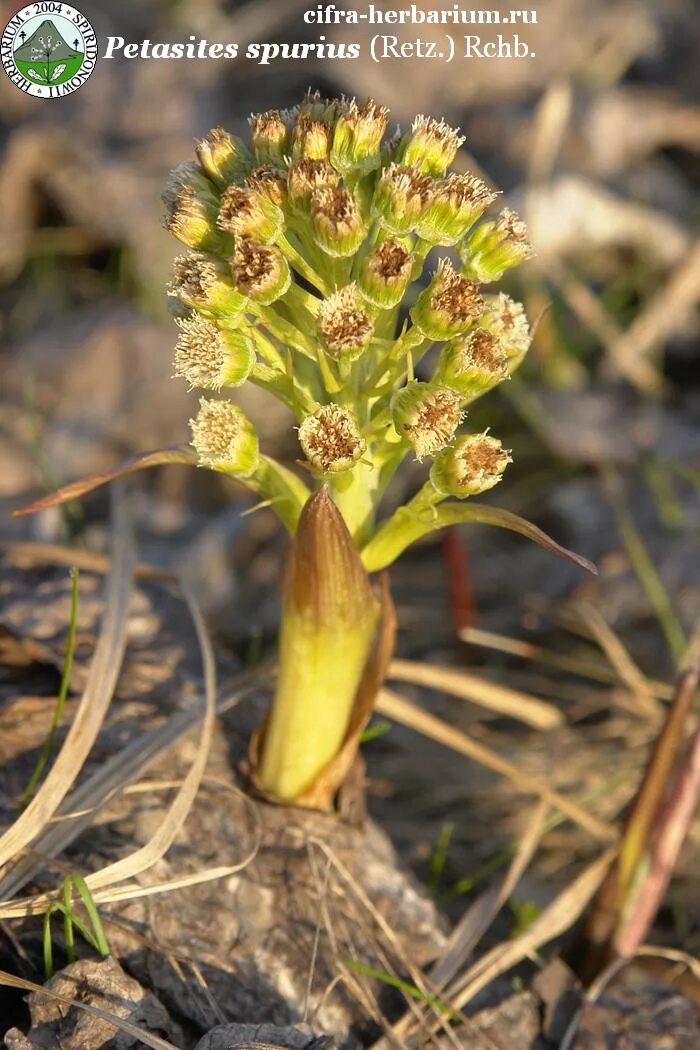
[291,112,332,160]
[174,315,255,390]
[244,165,288,209]
[430,433,511,498]
[162,162,222,252]
[441,328,509,397]
[397,116,465,176]
[331,98,389,177]
[287,158,340,213]
[416,173,498,247]
[479,293,531,363]
[230,238,291,305]
[249,110,290,166]
[317,284,375,362]
[410,259,484,341]
[392,382,464,460]
[298,403,366,475]
[190,397,259,476]
[460,207,534,282]
[357,238,415,309]
[372,164,432,235]
[217,184,285,244]
[298,89,350,123]
[311,186,366,258]
[195,127,252,187]
[169,252,247,319]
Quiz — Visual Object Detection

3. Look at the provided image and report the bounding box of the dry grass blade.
[447,849,616,1010]
[387,802,551,1048]
[0,968,180,1050]
[527,79,572,184]
[86,583,216,891]
[543,257,662,394]
[376,688,617,842]
[0,672,259,913]
[459,626,674,700]
[0,586,222,920]
[602,466,688,664]
[609,238,700,379]
[0,539,177,583]
[388,659,564,730]
[0,488,134,877]
[563,602,662,718]
[309,837,467,1046]
[430,800,550,990]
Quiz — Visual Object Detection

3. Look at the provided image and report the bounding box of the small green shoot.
[19,567,80,810]
[359,719,392,744]
[342,959,459,1020]
[509,897,543,937]
[42,875,110,979]
[428,820,454,895]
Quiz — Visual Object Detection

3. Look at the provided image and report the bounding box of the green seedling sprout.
[19,567,79,810]
[42,875,110,979]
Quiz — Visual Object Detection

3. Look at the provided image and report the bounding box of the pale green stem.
[250,303,316,358]
[329,458,381,545]
[278,233,331,296]
[360,481,442,571]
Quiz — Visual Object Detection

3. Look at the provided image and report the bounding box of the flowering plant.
[19,93,591,807]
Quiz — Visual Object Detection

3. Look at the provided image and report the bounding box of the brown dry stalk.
[376,687,617,842]
[388,658,564,729]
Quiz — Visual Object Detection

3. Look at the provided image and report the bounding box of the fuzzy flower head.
[162,162,222,252]
[249,110,289,166]
[372,164,432,235]
[417,173,498,246]
[460,208,534,282]
[411,259,484,341]
[317,285,375,362]
[298,404,366,474]
[430,434,512,498]
[163,94,533,535]
[331,99,390,177]
[397,116,466,175]
[287,158,340,212]
[195,128,252,187]
[174,315,255,390]
[169,252,246,318]
[231,239,290,304]
[441,328,509,397]
[311,186,366,257]
[480,293,532,364]
[357,238,415,309]
[392,383,464,461]
[190,398,259,476]
[217,184,285,244]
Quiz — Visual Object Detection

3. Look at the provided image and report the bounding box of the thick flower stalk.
[163,93,535,805]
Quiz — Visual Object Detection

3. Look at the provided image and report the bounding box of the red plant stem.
[442,527,476,634]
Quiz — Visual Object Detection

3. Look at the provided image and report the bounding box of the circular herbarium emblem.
[1,3,97,98]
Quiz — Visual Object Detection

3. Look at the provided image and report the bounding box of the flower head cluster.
[163,92,534,544]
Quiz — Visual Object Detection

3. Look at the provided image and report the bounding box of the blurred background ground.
[1,0,700,1036]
